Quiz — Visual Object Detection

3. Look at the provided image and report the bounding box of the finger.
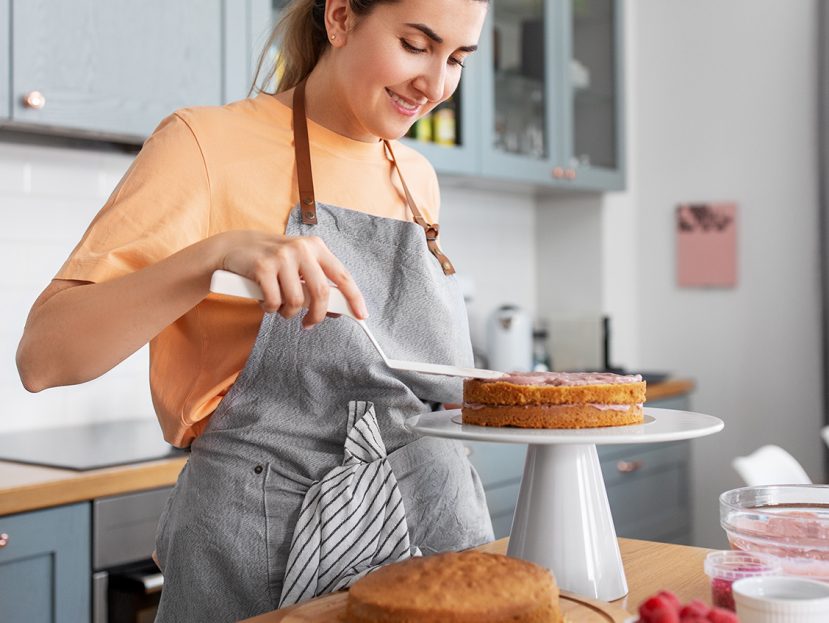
[253,262,282,313]
[317,252,368,319]
[298,260,330,329]
[276,263,305,320]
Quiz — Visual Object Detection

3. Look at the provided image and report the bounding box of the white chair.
[732,445,812,487]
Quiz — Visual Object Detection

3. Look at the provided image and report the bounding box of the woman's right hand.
[17,228,365,392]
[217,230,369,329]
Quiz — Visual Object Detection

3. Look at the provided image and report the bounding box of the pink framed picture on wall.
[676,202,738,288]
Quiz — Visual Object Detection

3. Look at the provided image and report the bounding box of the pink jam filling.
[726,510,829,580]
[479,371,643,386]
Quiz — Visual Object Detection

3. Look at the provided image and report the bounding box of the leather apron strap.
[291,79,456,275]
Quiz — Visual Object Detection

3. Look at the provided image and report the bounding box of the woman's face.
[329,0,488,141]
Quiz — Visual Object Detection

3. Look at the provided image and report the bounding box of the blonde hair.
[251,0,394,95]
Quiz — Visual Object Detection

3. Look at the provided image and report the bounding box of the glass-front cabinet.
[401,70,481,176]
[479,0,624,190]
[565,0,625,189]
[407,0,625,191]
[479,0,560,183]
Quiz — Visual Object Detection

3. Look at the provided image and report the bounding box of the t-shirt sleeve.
[55,112,210,283]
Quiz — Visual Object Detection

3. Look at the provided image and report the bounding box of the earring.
[330,34,337,40]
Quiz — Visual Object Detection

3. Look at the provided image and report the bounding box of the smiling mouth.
[386,88,423,113]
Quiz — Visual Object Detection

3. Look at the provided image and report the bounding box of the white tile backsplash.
[1,140,153,433]
[1,139,548,433]
[438,184,538,357]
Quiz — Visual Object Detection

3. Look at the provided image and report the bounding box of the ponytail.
[251,0,401,95]
[251,0,327,94]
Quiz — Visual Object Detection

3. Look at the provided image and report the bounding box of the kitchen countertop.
[0,456,187,516]
[245,537,712,622]
[0,379,694,516]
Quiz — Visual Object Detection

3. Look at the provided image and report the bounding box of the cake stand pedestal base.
[507,443,628,602]
[408,408,724,604]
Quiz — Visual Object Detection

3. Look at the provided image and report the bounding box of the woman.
[16,0,492,619]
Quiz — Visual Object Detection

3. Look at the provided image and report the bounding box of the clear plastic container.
[704,550,782,611]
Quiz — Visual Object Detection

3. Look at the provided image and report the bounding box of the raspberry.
[657,589,682,612]
[639,595,680,623]
[679,599,710,619]
[707,607,740,623]
[679,617,708,623]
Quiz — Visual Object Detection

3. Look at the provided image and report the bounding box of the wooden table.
[244,537,712,621]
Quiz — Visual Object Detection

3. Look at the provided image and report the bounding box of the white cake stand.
[407,407,723,602]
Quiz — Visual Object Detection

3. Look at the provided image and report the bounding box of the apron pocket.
[387,436,494,554]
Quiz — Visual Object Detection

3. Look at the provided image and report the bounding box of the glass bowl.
[720,485,829,581]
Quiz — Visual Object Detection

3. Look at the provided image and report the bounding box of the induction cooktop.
[0,418,187,471]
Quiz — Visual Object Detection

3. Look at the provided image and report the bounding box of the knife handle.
[208,270,354,318]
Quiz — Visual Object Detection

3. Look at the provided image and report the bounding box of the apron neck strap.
[381,139,455,275]
[293,77,318,225]
[291,78,455,275]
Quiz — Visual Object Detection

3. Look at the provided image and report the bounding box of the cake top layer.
[481,371,643,386]
[348,551,557,617]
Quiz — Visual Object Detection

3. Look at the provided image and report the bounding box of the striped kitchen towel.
[278,400,421,607]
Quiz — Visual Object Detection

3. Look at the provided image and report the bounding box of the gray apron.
[153,82,492,622]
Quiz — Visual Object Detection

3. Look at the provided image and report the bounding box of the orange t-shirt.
[55,94,441,447]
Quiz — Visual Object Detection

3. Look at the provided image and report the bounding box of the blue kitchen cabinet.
[479,0,626,191]
[400,0,626,191]
[0,503,91,623]
[0,0,8,120]
[562,0,627,191]
[6,0,269,142]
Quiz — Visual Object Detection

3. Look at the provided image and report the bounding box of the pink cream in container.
[704,550,783,611]
[719,485,829,581]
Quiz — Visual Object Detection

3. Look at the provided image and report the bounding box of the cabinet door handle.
[0,533,9,548]
[23,91,46,110]
[617,460,643,473]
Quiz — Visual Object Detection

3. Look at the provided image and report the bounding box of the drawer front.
[0,503,90,622]
[485,480,521,539]
[484,479,521,517]
[464,441,526,488]
[93,487,172,570]
[490,512,514,540]
[601,442,690,540]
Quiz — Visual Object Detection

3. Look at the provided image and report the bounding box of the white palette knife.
[209,270,504,380]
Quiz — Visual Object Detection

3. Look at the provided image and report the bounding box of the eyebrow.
[404,22,479,53]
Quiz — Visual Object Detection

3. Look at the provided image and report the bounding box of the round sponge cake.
[346,551,562,623]
[463,371,646,429]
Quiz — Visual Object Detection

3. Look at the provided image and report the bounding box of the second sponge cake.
[462,371,646,429]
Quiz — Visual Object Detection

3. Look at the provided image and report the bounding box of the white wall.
[605,0,824,548]
[0,140,539,432]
